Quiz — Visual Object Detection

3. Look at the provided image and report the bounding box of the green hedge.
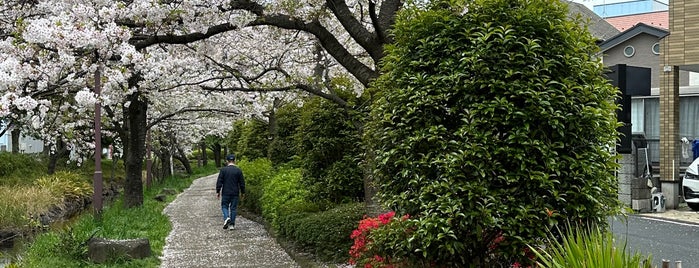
[261,167,309,229]
[0,152,43,185]
[237,158,274,215]
[277,202,365,263]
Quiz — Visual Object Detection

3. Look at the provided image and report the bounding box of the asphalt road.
[611,215,699,267]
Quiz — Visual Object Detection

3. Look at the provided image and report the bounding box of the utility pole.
[93,58,104,214]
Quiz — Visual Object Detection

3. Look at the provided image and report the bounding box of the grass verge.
[15,163,218,268]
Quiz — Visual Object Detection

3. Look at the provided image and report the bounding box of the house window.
[652,43,660,55]
[624,45,635,57]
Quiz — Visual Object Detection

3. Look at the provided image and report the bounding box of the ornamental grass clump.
[529,224,653,268]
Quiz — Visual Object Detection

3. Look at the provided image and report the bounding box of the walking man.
[216,154,245,230]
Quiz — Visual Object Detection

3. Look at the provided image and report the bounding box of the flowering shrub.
[349,211,409,267]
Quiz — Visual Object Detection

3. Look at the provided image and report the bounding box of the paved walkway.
[160,174,299,268]
[639,203,699,225]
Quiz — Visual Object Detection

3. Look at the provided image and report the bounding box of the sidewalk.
[159,174,299,268]
[638,204,699,225]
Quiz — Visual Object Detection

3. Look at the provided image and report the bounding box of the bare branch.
[326,0,382,61]
[147,108,240,129]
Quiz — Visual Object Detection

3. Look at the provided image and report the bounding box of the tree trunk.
[48,139,68,175]
[212,143,222,167]
[200,142,207,166]
[152,157,161,182]
[158,148,172,179]
[11,128,19,154]
[352,117,382,216]
[175,147,192,174]
[363,149,381,216]
[122,92,147,208]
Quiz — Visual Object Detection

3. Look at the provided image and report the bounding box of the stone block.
[88,238,151,263]
[618,164,635,175]
[154,194,166,202]
[619,184,631,195]
[632,188,652,199]
[632,199,651,211]
[160,188,177,195]
[618,175,633,185]
[619,193,631,206]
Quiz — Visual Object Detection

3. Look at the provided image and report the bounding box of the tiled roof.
[605,11,669,31]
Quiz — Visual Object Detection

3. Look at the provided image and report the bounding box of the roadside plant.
[365,0,622,265]
[529,224,653,268]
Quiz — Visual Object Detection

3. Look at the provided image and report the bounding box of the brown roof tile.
[605,11,669,31]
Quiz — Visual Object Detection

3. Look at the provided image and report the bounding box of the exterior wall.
[3,134,44,154]
[0,134,7,152]
[604,34,658,87]
[0,132,44,153]
[603,33,689,88]
[658,0,699,208]
[666,0,699,65]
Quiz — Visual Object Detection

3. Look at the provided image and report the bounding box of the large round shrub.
[365,0,622,265]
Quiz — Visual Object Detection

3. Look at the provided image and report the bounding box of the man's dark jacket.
[216,165,245,196]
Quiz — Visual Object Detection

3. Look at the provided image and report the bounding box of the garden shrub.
[295,96,364,204]
[261,167,309,229]
[268,102,302,166]
[275,200,320,237]
[280,202,365,263]
[237,158,274,215]
[0,152,43,185]
[236,118,270,161]
[365,0,622,265]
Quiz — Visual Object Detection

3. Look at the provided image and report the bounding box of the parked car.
[683,157,699,211]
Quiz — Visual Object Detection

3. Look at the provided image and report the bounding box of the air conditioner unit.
[652,193,666,213]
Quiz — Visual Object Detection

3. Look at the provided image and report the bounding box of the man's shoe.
[229,224,235,230]
[223,218,231,229]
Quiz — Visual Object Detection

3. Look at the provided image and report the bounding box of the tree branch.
[201,83,349,108]
[325,0,382,61]
[131,22,240,50]
[147,108,240,129]
[376,0,402,44]
[248,15,378,87]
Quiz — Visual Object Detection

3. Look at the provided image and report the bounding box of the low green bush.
[261,168,309,229]
[0,152,44,185]
[237,158,274,215]
[279,202,365,263]
[188,148,214,161]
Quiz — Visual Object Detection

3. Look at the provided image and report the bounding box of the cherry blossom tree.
[1,0,402,209]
